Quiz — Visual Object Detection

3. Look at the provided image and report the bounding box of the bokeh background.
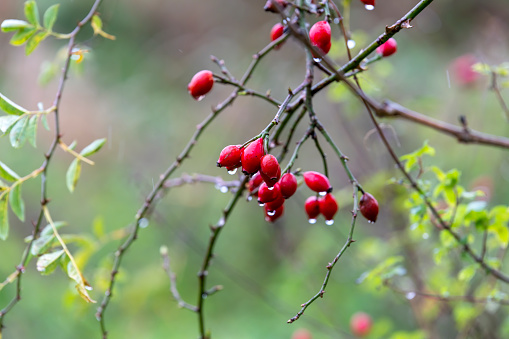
[1,0,509,338]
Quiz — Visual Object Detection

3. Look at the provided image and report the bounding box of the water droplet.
[313,57,322,62]
[139,218,149,228]
[406,292,416,300]
[347,39,356,49]
[220,186,228,193]
[228,168,237,175]
[325,219,334,226]
[258,202,265,207]
[319,191,327,196]
[202,293,208,299]
[247,196,253,202]
[267,210,276,216]
[283,19,288,25]
[85,285,93,291]
[333,18,340,24]
[268,186,274,191]
[308,218,317,224]
[368,220,374,224]
[196,95,206,101]
[364,4,375,10]
[423,233,429,239]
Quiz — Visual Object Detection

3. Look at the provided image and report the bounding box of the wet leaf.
[9,183,25,222]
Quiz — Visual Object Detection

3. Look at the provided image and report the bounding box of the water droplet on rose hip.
[259,202,265,207]
[267,210,276,216]
[406,292,416,300]
[347,39,356,49]
[319,191,327,196]
[325,219,334,226]
[308,218,317,224]
[333,18,340,24]
[313,57,322,63]
[196,95,206,102]
[367,220,374,224]
[364,4,375,10]
[268,186,274,191]
[227,168,237,175]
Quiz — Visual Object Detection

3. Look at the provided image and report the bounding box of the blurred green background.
[1,0,509,338]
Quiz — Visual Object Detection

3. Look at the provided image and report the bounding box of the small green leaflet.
[0,92,28,115]
[9,27,37,46]
[9,116,29,148]
[80,138,106,157]
[26,31,49,55]
[36,250,64,274]
[0,115,21,134]
[43,4,59,31]
[66,158,81,193]
[0,194,8,240]
[9,183,25,222]
[0,161,21,181]
[1,19,32,32]
[27,115,38,147]
[24,1,40,27]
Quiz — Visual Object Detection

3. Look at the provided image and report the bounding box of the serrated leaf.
[9,183,25,222]
[31,234,54,256]
[80,138,106,157]
[1,19,32,32]
[0,115,21,134]
[0,161,20,181]
[9,116,29,148]
[0,92,28,115]
[9,27,37,46]
[26,31,49,55]
[24,1,40,27]
[36,250,64,274]
[0,194,8,240]
[66,158,81,192]
[43,4,59,30]
[41,114,49,130]
[26,115,38,147]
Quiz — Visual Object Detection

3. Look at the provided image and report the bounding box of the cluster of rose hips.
[216,138,379,225]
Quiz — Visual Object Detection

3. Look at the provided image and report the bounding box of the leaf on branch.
[0,161,21,181]
[26,115,38,147]
[31,234,55,256]
[9,183,25,222]
[66,158,82,192]
[26,31,49,55]
[80,138,106,157]
[24,1,40,27]
[9,27,37,46]
[0,115,21,134]
[400,140,435,172]
[1,19,32,32]
[67,260,96,303]
[0,92,28,116]
[91,14,116,40]
[9,115,30,148]
[43,4,59,31]
[0,193,9,240]
[36,249,64,274]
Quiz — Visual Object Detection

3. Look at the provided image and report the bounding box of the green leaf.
[66,159,81,192]
[1,19,32,32]
[9,183,25,222]
[9,116,29,148]
[0,92,28,115]
[25,31,49,55]
[0,194,8,240]
[26,115,38,147]
[24,1,40,27]
[67,260,96,303]
[68,140,77,151]
[0,161,20,181]
[9,27,37,46]
[43,4,59,30]
[36,250,64,274]
[40,221,67,237]
[31,234,54,256]
[41,114,50,130]
[458,264,476,282]
[91,15,103,31]
[80,138,106,157]
[0,115,21,134]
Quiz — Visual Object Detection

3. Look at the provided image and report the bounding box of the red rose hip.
[217,145,242,169]
[305,196,321,223]
[260,154,281,186]
[360,0,375,10]
[188,70,214,100]
[248,172,264,192]
[319,193,338,225]
[265,204,284,222]
[241,138,265,175]
[309,21,331,56]
[303,171,331,193]
[258,182,280,204]
[350,312,372,337]
[359,192,379,223]
[279,173,298,199]
[376,38,397,57]
[270,23,285,49]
